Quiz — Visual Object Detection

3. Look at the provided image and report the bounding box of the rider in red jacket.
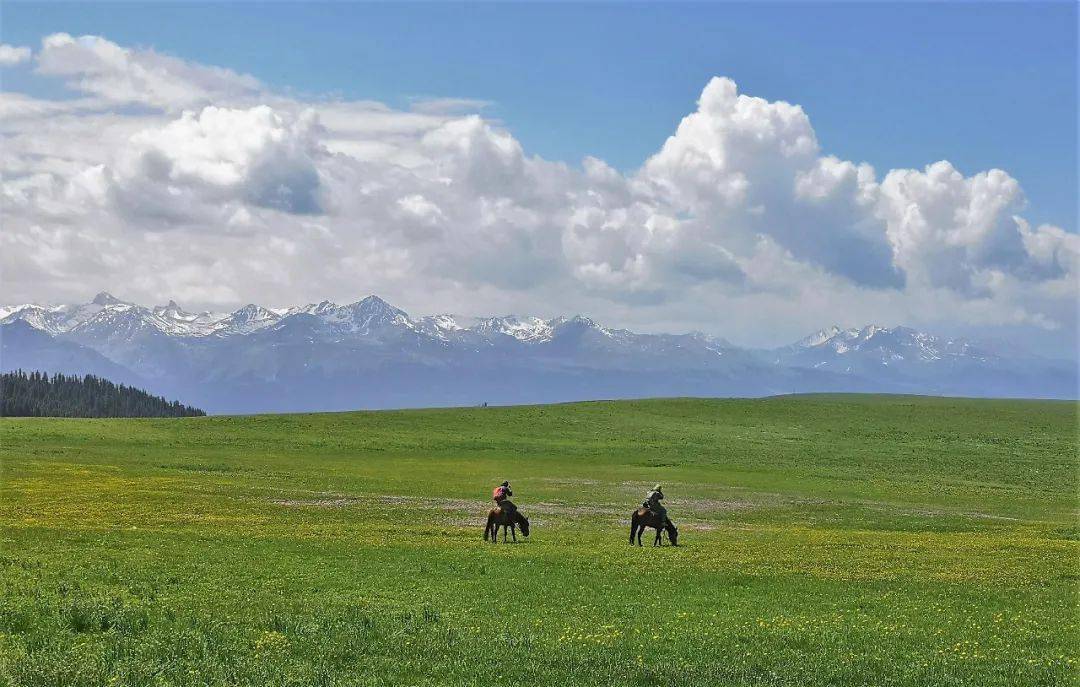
[493,481,516,513]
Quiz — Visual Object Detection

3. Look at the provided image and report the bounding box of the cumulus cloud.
[35,33,260,109]
[1,34,1075,352]
[635,77,900,287]
[118,105,325,217]
[0,44,32,66]
[878,162,1021,290]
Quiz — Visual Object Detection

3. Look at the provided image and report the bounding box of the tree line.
[1,370,206,418]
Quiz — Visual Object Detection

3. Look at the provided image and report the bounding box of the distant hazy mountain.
[0,319,145,386]
[772,325,1076,399]
[2,293,1074,413]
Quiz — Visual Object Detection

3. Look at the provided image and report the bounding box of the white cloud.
[118,105,325,215]
[0,44,32,66]
[631,77,900,287]
[1,34,1075,353]
[35,33,260,109]
[409,97,492,115]
[878,161,1032,292]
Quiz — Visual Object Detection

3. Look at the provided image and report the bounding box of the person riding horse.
[493,480,516,514]
[486,481,529,543]
[643,484,667,523]
[630,485,678,546]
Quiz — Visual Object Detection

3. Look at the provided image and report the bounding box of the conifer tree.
[0,370,205,417]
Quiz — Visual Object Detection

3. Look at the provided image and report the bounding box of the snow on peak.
[154,300,190,319]
[215,304,281,336]
[475,315,554,343]
[276,295,416,336]
[783,324,991,365]
[426,314,463,331]
[0,304,69,335]
[0,304,30,320]
[416,314,466,340]
[335,296,412,333]
[797,325,843,348]
[147,300,229,336]
[6,293,999,371]
[299,300,340,316]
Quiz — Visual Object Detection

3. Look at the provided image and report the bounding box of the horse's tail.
[629,510,639,543]
[483,511,493,541]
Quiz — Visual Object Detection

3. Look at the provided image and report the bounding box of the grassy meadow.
[0,395,1077,686]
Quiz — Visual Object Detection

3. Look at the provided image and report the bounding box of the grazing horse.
[484,507,530,543]
[629,508,679,546]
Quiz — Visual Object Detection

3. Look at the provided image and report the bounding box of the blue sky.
[3,1,1076,232]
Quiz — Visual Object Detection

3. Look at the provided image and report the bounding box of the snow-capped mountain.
[2,294,1074,413]
[414,314,467,340]
[152,301,228,337]
[213,304,282,336]
[0,292,225,339]
[781,325,992,370]
[475,316,555,343]
[769,324,1074,399]
[319,296,414,336]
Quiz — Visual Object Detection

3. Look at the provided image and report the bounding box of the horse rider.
[493,480,516,514]
[643,484,667,522]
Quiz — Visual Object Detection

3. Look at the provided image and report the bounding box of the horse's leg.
[654,527,662,546]
[511,524,517,543]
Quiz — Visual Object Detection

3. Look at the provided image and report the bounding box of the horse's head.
[666,521,678,546]
[519,515,530,537]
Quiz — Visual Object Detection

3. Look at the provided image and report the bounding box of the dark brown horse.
[484,507,530,543]
[629,508,678,546]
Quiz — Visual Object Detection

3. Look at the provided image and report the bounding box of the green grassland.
[0,395,1076,686]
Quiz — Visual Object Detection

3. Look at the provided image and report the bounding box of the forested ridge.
[1,370,205,417]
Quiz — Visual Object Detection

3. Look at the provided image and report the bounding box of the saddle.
[641,501,667,521]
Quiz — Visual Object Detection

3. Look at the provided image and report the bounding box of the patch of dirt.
[446,516,488,527]
[862,502,1021,522]
[534,477,601,486]
[679,522,719,531]
[528,501,624,517]
[677,498,761,513]
[271,498,358,508]
[374,495,476,511]
[268,491,772,521]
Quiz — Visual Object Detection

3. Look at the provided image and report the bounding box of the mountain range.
[1,293,1074,413]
